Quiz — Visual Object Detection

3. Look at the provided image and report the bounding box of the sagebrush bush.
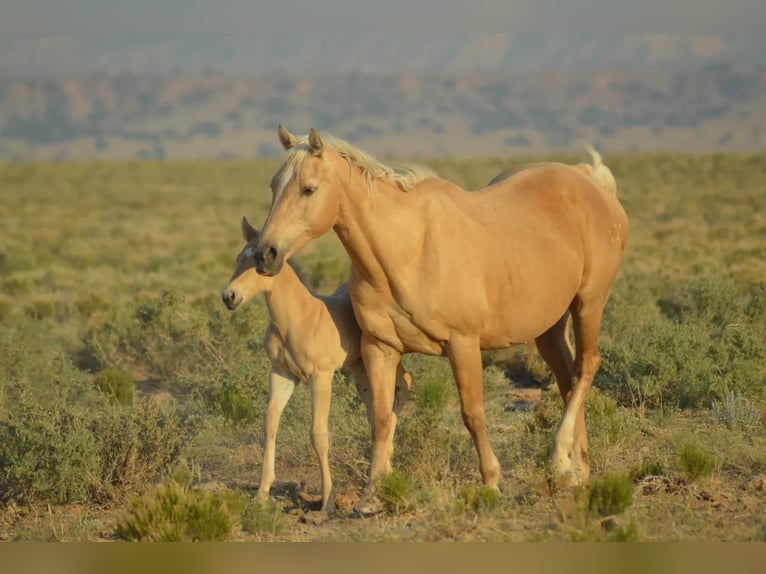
[0,354,102,504]
[94,368,134,407]
[90,398,183,503]
[0,327,184,504]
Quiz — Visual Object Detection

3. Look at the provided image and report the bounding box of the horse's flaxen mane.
[286,133,437,192]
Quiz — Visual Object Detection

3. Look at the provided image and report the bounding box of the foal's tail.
[582,145,617,196]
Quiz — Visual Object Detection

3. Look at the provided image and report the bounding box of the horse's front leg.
[309,370,335,512]
[356,333,401,514]
[447,335,501,489]
[258,369,296,501]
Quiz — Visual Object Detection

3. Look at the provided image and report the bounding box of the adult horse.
[253,125,629,509]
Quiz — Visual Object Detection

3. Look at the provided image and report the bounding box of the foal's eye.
[302,186,317,197]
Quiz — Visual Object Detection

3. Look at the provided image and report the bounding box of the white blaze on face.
[243,246,255,258]
[275,165,295,202]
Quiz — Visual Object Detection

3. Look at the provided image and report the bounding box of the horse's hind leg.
[550,295,607,487]
[535,312,575,400]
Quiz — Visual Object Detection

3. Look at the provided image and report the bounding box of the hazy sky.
[1,0,764,34]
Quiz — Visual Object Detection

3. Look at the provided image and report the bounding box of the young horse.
[221,216,411,512]
[253,126,629,512]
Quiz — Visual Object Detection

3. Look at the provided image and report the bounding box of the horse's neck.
[263,265,319,337]
[333,169,423,287]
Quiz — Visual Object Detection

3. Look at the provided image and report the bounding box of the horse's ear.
[241,216,259,242]
[278,124,297,150]
[308,128,323,156]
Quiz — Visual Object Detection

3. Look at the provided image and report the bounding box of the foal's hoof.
[353,494,385,517]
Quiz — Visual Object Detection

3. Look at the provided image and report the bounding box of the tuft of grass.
[710,390,761,429]
[457,485,501,515]
[415,378,449,414]
[115,481,242,542]
[378,470,415,514]
[587,472,635,518]
[676,442,716,481]
[240,498,283,536]
[630,457,667,480]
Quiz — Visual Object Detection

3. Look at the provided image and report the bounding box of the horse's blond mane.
[285,133,436,192]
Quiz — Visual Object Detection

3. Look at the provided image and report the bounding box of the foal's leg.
[259,369,297,500]
[348,360,374,427]
[447,336,501,489]
[309,370,335,512]
[393,363,413,414]
[551,297,606,487]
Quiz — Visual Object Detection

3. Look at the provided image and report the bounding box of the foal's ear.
[278,124,297,150]
[241,216,259,242]
[308,128,323,156]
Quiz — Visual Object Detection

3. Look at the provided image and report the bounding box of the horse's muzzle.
[253,245,281,276]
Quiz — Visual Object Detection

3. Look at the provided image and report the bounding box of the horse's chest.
[352,284,445,355]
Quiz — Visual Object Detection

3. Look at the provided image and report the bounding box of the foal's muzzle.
[221,287,242,310]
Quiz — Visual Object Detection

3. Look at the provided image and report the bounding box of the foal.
[221,216,411,512]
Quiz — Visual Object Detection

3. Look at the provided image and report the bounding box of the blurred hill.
[0,34,764,159]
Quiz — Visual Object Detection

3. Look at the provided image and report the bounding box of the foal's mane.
[285,133,437,192]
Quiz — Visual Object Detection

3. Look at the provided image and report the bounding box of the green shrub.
[94,368,135,407]
[0,357,102,504]
[115,482,240,541]
[599,278,766,410]
[240,498,284,536]
[90,399,183,503]
[676,442,716,481]
[210,381,257,426]
[415,377,450,414]
[457,485,501,515]
[587,472,634,518]
[378,470,414,514]
[657,278,745,327]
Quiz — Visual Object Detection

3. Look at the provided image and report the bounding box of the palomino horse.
[253,126,629,510]
[222,216,411,512]
[489,146,619,361]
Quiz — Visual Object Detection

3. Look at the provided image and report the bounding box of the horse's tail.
[582,145,617,196]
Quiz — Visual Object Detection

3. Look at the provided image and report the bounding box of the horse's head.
[221,217,272,310]
[254,125,341,276]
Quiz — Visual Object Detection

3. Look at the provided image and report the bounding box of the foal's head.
[221,217,273,310]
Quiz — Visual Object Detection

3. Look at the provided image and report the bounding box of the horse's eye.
[302,186,317,197]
